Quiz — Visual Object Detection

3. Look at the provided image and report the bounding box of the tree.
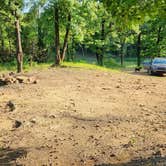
[1,0,166,70]
[0,0,24,73]
[51,0,75,65]
[15,10,24,73]
[103,0,166,66]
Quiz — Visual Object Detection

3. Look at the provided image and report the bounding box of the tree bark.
[61,13,71,61]
[136,32,141,67]
[15,18,23,73]
[54,4,61,65]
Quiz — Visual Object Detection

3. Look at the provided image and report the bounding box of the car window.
[153,59,166,64]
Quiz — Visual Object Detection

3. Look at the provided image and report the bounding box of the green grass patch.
[23,62,51,72]
[62,61,119,72]
[0,56,142,73]
[0,63,16,72]
[0,61,121,73]
[0,61,52,73]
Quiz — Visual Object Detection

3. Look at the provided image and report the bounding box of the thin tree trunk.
[137,32,141,67]
[54,4,61,65]
[0,28,5,54]
[61,13,71,61]
[96,46,100,65]
[120,43,124,66]
[100,19,105,66]
[156,26,162,57]
[71,35,75,61]
[120,38,125,67]
[66,44,70,61]
[80,44,85,57]
[15,18,23,73]
[9,39,12,57]
[1,39,4,54]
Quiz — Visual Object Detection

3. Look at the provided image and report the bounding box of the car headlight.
[152,65,158,69]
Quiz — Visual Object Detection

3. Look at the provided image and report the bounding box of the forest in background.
[0,0,165,73]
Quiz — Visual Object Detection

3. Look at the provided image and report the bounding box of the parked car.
[143,58,166,75]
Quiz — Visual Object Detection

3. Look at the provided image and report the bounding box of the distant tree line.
[0,0,165,72]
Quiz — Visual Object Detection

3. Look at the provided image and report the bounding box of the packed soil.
[0,67,166,166]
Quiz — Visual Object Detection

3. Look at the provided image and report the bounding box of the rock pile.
[0,72,37,85]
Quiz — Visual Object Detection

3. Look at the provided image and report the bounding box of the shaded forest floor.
[0,67,166,165]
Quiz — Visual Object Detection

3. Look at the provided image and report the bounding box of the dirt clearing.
[0,68,166,165]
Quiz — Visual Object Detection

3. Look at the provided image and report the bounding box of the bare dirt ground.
[0,68,166,166]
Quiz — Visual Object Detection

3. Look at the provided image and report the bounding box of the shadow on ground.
[96,156,166,166]
[0,148,27,165]
[128,71,166,77]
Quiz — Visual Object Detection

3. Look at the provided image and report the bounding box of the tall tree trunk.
[54,4,61,65]
[98,19,105,66]
[120,38,125,66]
[120,43,124,66]
[9,39,11,57]
[96,46,100,65]
[0,28,5,54]
[1,39,4,54]
[66,44,70,61]
[71,35,75,61]
[156,26,162,57]
[61,13,71,61]
[136,32,141,67]
[80,44,85,57]
[15,17,23,73]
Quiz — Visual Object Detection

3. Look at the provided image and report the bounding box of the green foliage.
[0,0,166,71]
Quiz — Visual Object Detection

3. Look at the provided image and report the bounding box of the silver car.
[143,58,166,75]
